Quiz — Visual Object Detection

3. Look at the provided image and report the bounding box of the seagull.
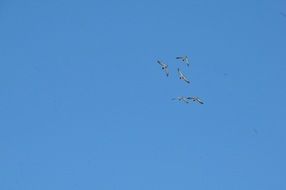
[157,60,169,77]
[189,96,204,104]
[177,68,190,84]
[172,96,190,104]
[172,96,204,104]
[176,56,190,67]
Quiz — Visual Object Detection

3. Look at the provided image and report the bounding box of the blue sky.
[1,0,286,189]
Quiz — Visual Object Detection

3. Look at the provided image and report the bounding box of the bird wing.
[157,60,164,67]
[164,67,169,76]
[197,98,204,104]
[182,98,189,103]
[176,57,184,59]
[181,73,190,83]
[177,68,183,76]
[183,77,190,83]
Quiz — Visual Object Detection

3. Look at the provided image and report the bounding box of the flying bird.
[177,68,190,84]
[172,96,190,104]
[172,96,204,104]
[176,56,190,67]
[281,12,286,17]
[189,96,204,104]
[157,60,169,77]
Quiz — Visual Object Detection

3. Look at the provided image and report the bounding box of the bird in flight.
[172,96,191,104]
[172,96,204,104]
[177,68,190,83]
[157,60,169,77]
[189,96,204,104]
[176,56,190,67]
[281,12,286,17]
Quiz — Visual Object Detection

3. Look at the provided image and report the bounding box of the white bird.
[157,60,169,77]
[177,68,190,84]
[172,96,204,104]
[189,96,204,104]
[176,56,190,67]
[172,96,190,104]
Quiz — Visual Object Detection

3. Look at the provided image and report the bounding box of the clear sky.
[1,0,286,189]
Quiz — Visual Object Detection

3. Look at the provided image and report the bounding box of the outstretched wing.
[183,77,190,83]
[191,97,204,104]
[164,67,169,77]
[177,68,183,76]
[181,72,190,83]
[176,57,184,59]
[157,60,164,67]
[182,98,189,103]
[196,98,204,104]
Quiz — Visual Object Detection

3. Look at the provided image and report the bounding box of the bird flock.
[157,55,204,104]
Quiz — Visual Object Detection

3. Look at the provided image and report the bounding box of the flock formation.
[157,56,204,104]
